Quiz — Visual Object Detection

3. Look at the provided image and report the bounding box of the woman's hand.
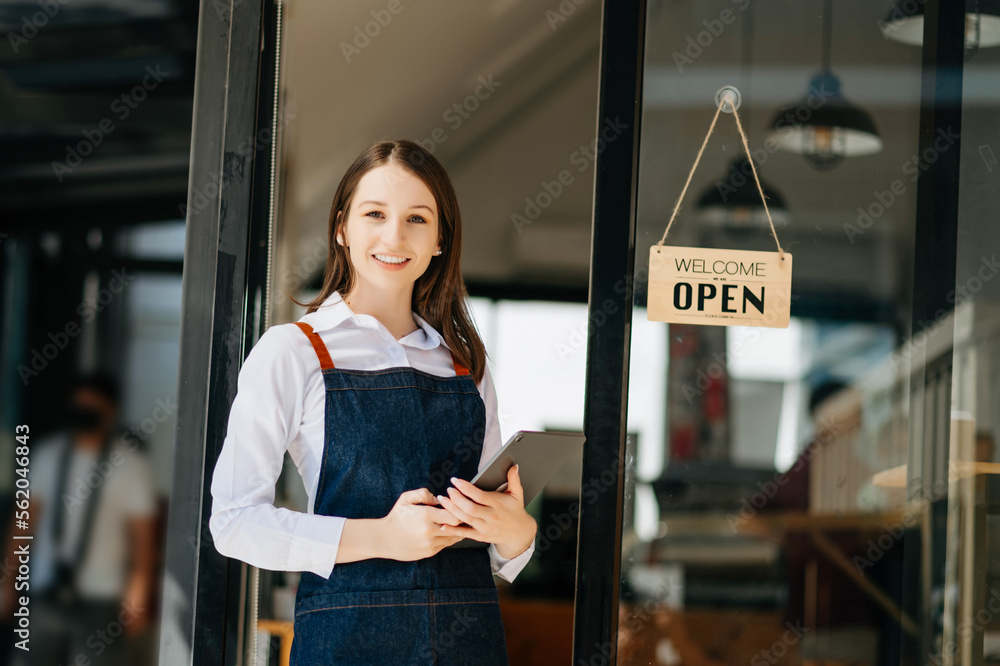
[436,465,537,559]
[376,488,465,561]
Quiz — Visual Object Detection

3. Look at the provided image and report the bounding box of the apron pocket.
[290,588,508,666]
[426,587,509,666]
[291,589,433,665]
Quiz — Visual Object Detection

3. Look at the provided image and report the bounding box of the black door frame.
[158,0,278,663]
[571,0,645,663]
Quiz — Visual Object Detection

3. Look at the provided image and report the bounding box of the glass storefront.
[158,0,1000,664]
[609,1,1000,664]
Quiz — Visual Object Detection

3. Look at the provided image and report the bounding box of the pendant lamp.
[880,0,1000,49]
[697,5,789,232]
[767,0,882,171]
[695,5,788,235]
[697,157,789,233]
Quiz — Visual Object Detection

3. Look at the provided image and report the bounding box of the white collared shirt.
[209,290,534,582]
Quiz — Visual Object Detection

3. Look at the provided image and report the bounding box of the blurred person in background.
[4,373,158,665]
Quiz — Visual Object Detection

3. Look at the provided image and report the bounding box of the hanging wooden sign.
[648,246,792,328]
[647,86,793,329]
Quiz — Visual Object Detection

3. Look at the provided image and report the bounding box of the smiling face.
[339,162,442,293]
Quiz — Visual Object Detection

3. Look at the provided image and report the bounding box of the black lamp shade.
[767,72,882,170]
[880,0,1000,47]
[696,157,789,231]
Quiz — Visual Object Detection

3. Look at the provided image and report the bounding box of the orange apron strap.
[294,322,335,370]
[450,352,470,377]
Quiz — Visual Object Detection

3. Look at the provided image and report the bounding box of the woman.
[209,139,537,665]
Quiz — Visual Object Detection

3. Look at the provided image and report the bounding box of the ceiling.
[7,0,997,326]
[277,0,993,326]
[0,0,198,221]
[279,0,603,287]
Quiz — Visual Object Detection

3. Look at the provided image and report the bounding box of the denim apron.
[289,322,510,666]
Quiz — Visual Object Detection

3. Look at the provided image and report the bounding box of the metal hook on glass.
[715,85,741,114]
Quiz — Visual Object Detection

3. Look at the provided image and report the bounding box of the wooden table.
[257,619,293,666]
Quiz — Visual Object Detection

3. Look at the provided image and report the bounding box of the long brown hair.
[295,139,488,384]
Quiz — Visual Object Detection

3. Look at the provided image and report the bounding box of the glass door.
[578,0,998,663]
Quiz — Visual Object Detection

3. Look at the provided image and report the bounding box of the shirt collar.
[306,290,448,351]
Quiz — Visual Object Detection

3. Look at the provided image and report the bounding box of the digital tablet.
[445,429,586,549]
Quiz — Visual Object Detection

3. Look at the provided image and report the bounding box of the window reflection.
[618,0,953,663]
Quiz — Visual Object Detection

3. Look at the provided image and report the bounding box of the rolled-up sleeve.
[489,541,535,583]
[477,362,535,583]
[209,324,345,578]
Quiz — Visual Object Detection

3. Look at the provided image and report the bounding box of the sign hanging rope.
[655,86,786,260]
[646,86,792,329]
